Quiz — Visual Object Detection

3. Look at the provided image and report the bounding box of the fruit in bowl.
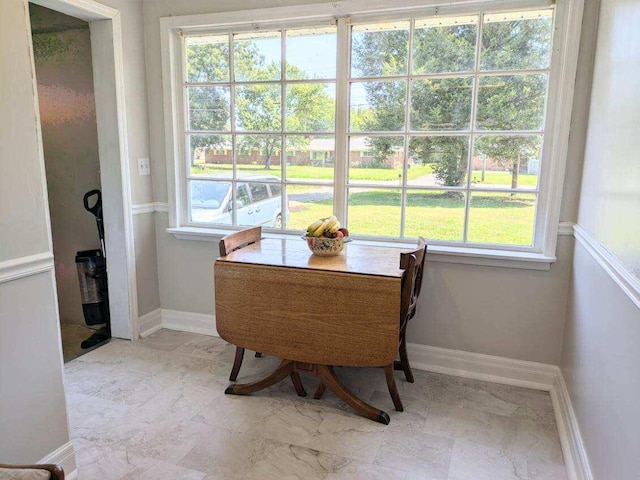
[303,216,350,256]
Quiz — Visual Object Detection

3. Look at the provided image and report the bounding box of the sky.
[237,30,371,110]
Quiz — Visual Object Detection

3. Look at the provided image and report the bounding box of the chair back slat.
[399,253,417,328]
[219,226,262,257]
[399,237,427,326]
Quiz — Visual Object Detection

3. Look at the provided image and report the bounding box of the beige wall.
[0,3,52,262]
[144,0,588,365]
[562,242,640,480]
[0,0,70,464]
[31,5,102,326]
[97,0,160,317]
[561,0,640,478]
[575,0,640,276]
[134,212,160,315]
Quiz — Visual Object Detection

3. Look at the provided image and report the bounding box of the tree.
[409,136,469,187]
[351,17,551,188]
[185,38,334,170]
[473,15,551,188]
[475,135,541,189]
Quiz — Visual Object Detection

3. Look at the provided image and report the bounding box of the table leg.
[225,360,390,425]
[317,365,390,425]
[229,347,245,382]
[225,359,293,395]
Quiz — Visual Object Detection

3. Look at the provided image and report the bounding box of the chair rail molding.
[573,224,640,309]
[0,252,54,284]
[132,202,169,215]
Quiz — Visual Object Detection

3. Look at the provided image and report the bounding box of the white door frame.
[29,0,138,339]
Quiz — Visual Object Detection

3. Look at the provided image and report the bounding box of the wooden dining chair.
[312,247,422,414]
[0,463,64,479]
[219,226,262,381]
[395,237,427,383]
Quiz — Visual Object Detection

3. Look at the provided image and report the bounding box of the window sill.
[167,226,556,271]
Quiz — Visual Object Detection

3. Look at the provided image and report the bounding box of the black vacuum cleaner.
[76,189,111,349]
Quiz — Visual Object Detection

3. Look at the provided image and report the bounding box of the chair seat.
[0,468,50,480]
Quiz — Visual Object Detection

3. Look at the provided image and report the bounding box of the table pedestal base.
[225,359,394,425]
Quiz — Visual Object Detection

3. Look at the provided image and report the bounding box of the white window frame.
[160,0,584,270]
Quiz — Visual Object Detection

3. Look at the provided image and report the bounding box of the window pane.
[475,74,547,131]
[236,134,282,177]
[187,86,230,131]
[408,136,469,187]
[411,77,473,131]
[185,35,229,83]
[351,22,409,77]
[189,180,232,225]
[234,84,282,131]
[189,134,232,177]
[413,16,477,74]
[233,31,281,81]
[236,181,284,228]
[286,27,337,79]
[286,83,335,132]
[286,185,333,230]
[350,81,406,132]
[285,135,334,183]
[348,136,404,186]
[472,135,541,190]
[481,10,553,71]
[467,192,536,245]
[351,22,410,78]
[405,190,465,241]
[347,188,401,237]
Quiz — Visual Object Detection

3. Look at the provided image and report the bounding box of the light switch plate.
[137,158,150,176]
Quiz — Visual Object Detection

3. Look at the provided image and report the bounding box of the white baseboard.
[136,309,591,480]
[160,309,217,336]
[39,441,76,478]
[138,308,162,338]
[551,374,594,480]
[406,343,558,391]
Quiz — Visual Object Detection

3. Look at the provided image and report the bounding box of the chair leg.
[229,347,245,381]
[384,364,404,412]
[313,381,326,399]
[290,371,307,397]
[393,335,414,383]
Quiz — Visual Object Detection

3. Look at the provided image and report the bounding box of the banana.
[312,222,326,237]
[307,219,324,234]
[307,216,341,237]
[324,216,340,233]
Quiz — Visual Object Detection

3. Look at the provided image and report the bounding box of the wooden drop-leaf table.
[214,238,407,424]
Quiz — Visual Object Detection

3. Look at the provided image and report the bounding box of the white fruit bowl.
[302,236,349,256]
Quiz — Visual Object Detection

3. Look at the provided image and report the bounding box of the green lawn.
[287,190,535,246]
[470,170,538,188]
[192,163,432,182]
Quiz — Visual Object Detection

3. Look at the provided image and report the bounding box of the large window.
[167,1,575,257]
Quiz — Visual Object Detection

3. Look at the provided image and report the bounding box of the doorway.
[30,3,107,361]
[28,0,138,358]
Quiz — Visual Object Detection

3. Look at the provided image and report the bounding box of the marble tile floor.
[65,329,568,480]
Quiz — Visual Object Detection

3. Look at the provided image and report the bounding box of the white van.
[190,175,287,228]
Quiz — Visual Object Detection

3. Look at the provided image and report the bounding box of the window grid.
[343,12,552,245]
[183,28,339,230]
[180,8,554,247]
